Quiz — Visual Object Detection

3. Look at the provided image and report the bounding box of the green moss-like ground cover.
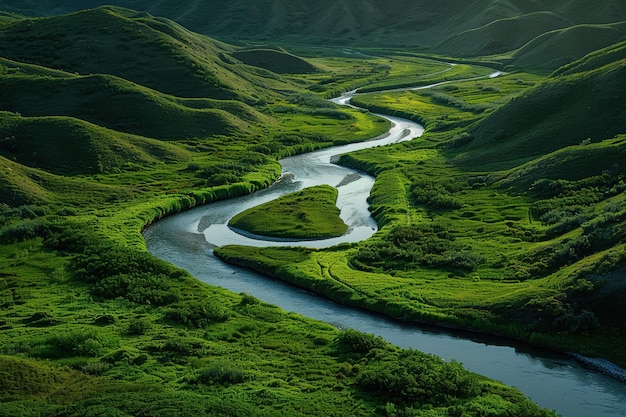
[229,185,348,239]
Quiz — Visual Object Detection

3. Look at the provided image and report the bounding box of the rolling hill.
[454,48,626,169]
[2,0,626,68]
[511,21,626,70]
[0,6,281,101]
[0,70,266,140]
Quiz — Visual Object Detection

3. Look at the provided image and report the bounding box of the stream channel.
[144,89,626,417]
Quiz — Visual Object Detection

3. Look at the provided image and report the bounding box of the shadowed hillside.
[2,0,626,64]
[0,71,267,140]
[0,111,191,175]
[454,56,626,169]
[435,12,571,57]
[511,21,626,70]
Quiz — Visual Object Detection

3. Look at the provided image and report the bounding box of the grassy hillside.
[232,48,317,74]
[0,72,264,140]
[455,56,626,169]
[0,6,277,101]
[2,0,625,60]
[511,21,626,70]
[435,12,571,57]
[0,111,191,176]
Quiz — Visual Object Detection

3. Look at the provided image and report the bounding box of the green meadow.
[229,185,348,239]
[0,3,625,416]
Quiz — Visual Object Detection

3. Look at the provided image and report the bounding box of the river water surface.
[144,91,626,417]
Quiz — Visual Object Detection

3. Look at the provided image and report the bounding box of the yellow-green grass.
[356,63,495,93]
[229,185,348,239]
[350,72,540,132]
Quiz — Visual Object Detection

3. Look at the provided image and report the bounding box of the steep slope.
[434,12,571,56]
[552,39,626,76]
[494,135,626,189]
[454,53,626,169]
[512,21,626,70]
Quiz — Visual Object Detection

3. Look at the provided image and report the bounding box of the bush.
[92,273,179,306]
[127,317,152,335]
[166,299,229,328]
[196,361,250,385]
[356,350,481,406]
[337,329,386,354]
[354,224,484,273]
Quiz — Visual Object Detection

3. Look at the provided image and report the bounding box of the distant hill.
[434,12,572,57]
[454,44,626,169]
[232,49,317,74]
[1,0,626,69]
[511,21,626,70]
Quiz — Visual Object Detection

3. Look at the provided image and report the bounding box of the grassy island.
[228,185,348,239]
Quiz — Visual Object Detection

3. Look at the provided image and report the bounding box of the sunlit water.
[144,90,626,417]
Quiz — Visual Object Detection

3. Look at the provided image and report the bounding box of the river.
[144,91,626,417]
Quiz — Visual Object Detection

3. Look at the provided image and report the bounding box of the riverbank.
[568,353,626,382]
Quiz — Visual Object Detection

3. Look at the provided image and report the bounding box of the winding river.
[144,89,626,417]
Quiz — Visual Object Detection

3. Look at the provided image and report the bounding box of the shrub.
[127,317,152,335]
[356,350,481,405]
[196,361,250,385]
[337,329,386,354]
[166,299,229,328]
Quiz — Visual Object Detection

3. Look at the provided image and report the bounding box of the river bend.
[144,90,626,417]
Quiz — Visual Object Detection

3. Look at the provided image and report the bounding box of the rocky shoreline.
[569,353,626,382]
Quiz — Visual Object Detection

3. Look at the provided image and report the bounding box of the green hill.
[0,72,265,140]
[232,49,317,74]
[494,135,626,189]
[455,55,626,169]
[511,21,626,70]
[0,111,191,176]
[2,0,626,57]
[435,12,571,57]
[0,6,273,101]
[551,39,626,76]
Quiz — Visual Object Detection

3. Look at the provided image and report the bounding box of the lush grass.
[0,5,623,416]
[350,72,541,132]
[216,50,626,368]
[229,185,348,239]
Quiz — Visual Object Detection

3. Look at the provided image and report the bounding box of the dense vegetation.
[1,2,625,416]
